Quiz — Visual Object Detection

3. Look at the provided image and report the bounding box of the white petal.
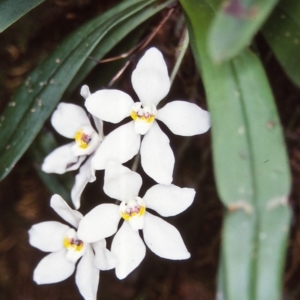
[50,194,83,228]
[85,89,134,123]
[143,184,195,217]
[133,118,155,135]
[93,240,117,271]
[28,221,69,252]
[131,47,170,106]
[93,117,104,139]
[128,215,144,231]
[104,161,142,202]
[33,249,75,284]
[92,122,140,170]
[76,246,99,300]
[77,204,120,243]
[41,143,85,174]
[51,103,91,138]
[143,212,190,259]
[111,221,146,279]
[157,101,211,136]
[80,85,91,99]
[140,122,174,184]
[71,157,95,209]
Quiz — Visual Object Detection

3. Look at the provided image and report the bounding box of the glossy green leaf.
[208,0,279,62]
[233,51,291,299]
[262,0,300,87]
[180,0,291,299]
[0,0,174,181]
[0,0,46,32]
[67,0,173,94]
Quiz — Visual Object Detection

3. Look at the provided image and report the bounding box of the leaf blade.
[262,0,300,87]
[0,0,160,180]
[180,1,291,300]
[208,0,279,62]
[0,0,46,32]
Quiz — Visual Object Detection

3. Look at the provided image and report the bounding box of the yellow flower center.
[130,110,155,123]
[63,237,84,252]
[75,130,91,149]
[130,103,157,135]
[121,204,146,221]
[120,197,146,221]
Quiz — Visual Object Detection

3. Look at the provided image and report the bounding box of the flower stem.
[170,27,189,84]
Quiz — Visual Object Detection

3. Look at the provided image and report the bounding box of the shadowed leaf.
[208,0,279,62]
[0,0,46,32]
[180,0,291,299]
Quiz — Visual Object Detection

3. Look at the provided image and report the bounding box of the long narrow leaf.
[180,2,256,298]
[262,0,300,87]
[232,50,291,300]
[0,0,159,180]
[180,1,291,300]
[0,0,46,32]
[67,0,174,94]
[208,0,279,62]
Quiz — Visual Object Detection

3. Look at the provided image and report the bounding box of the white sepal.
[93,240,117,271]
[131,48,170,107]
[140,122,174,184]
[41,143,85,174]
[111,221,146,279]
[51,102,91,139]
[80,85,91,99]
[75,246,99,300]
[71,157,95,209]
[33,249,75,284]
[143,184,195,217]
[50,194,83,228]
[143,212,190,260]
[77,204,120,243]
[157,101,211,136]
[85,89,134,123]
[29,221,69,252]
[104,161,142,202]
[91,121,140,170]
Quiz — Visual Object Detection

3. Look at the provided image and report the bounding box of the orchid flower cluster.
[28,48,211,299]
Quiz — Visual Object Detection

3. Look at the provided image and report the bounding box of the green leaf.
[208,0,279,62]
[262,0,300,87]
[216,255,226,300]
[232,50,291,300]
[180,0,291,299]
[66,0,172,94]
[0,0,174,181]
[0,0,46,33]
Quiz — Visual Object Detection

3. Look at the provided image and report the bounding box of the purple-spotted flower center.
[63,228,86,262]
[72,125,101,155]
[130,102,157,135]
[120,197,146,231]
[75,130,92,149]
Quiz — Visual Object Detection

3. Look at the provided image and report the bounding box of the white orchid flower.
[84,47,210,184]
[77,161,195,279]
[42,91,103,208]
[28,194,116,300]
